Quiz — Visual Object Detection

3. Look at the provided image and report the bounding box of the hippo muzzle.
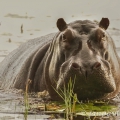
[57,58,116,100]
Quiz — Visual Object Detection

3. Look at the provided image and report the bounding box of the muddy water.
[0,89,53,120]
[0,89,120,120]
[0,0,120,120]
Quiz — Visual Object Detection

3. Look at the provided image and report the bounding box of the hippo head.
[45,18,119,100]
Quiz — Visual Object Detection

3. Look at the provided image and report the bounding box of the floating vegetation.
[27,29,40,31]
[46,16,51,17]
[27,29,32,31]
[29,100,118,119]
[1,33,12,36]
[112,28,120,31]
[37,90,49,98]
[34,29,41,31]
[5,13,34,19]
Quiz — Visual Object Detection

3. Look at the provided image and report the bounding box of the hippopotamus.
[0,18,120,100]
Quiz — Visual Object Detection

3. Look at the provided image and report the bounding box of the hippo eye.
[104,51,109,60]
[101,33,106,41]
[62,34,67,41]
[103,33,105,37]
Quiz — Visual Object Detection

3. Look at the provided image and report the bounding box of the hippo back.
[0,33,55,89]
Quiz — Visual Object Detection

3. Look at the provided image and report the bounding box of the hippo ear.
[57,18,67,31]
[99,18,109,30]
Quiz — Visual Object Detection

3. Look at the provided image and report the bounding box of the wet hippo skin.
[0,18,120,100]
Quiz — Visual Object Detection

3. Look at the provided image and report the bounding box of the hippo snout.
[57,58,116,100]
[70,60,116,91]
[70,61,101,75]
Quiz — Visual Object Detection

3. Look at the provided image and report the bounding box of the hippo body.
[0,18,120,100]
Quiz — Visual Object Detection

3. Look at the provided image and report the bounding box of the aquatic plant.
[53,77,77,120]
[24,79,31,120]
[53,76,93,120]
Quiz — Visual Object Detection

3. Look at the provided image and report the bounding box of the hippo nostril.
[85,71,88,79]
[93,62,101,69]
[72,63,80,69]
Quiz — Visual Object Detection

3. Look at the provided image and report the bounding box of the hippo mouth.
[57,62,116,100]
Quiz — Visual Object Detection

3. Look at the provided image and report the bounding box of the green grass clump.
[53,77,76,120]
[24,79,31,120]
[53,77,118,120]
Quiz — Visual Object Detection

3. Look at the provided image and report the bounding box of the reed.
[24,79,31,120]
